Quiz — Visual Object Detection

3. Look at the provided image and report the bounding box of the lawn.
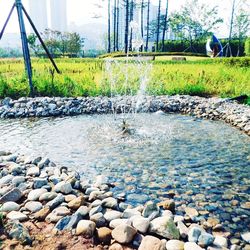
[0,57,249,103]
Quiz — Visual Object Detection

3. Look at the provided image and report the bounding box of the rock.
[158,199,175,213]
[97,227,112,244]
[0,188,22,203]
[12,176,25,186]
[142,201,160,220]
[46,206,71,223]
[76,206,89,217]
[39,192,57,202]
[241,202,250,210]
[54,216,72,231]
[90,212,106,227]
[198,232,215,247]
[85,187,99,195]
[34,206,50,221]
[27,166,40,176]
[185,207,199,219]
[123,208,141,218]
[65,194,77,202]
[33,178,48,189]
[64,212,82,230]
[213,236,228,248]
[25,201,43,213]
[188,226,202,242]
[132,216,150,233]
[7,211,28,222]
[177,221,188,239]
[68,196,84,209]
[242,232,250,243]
[111,224,137,244]
[138,235,163,250]
[110,219,131,229]
[149,216,180,240]
[54,181,73,194]
[104,210,122,222]
[0,201,20,212]
[102,197,118,209]
[37,158,50,168]
[166,240,184,250]
[89,205,103,217]
[27,188,47,201]
[76,220,96,237]
[46,194,64,210]
[0,174,13,185]
[184,242,204,250]
[9,163,22,175]
[6,221,32,245]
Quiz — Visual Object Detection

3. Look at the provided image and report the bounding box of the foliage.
[0,48,22,58]
[0,58,249,101]
[245,38,250,56]
[27,29,84,57]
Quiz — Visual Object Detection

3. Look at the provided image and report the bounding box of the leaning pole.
[15,0,34,97]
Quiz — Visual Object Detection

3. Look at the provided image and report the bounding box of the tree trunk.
[228,0,236,56]
[124,0,129,53]
[145,0,150,51]
[116,0,120,51]
[108,0,111,53]
[156,0,161,51]
[161,0,168,52]
[113,0,117,52]
[129,0,134,51]
[141,0,144,39]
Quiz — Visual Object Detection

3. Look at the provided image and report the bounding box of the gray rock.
[90,212,106,227]
[27,188,47,201]
[39,192,57,202]
[54,181,73,194]
[111,224,137,244]
[242,232,250,243]
[123,208,141,218]
[76,220,96,237]
[76,206,89,217]
[0,174,13,186]
[7,211,28,222]
[0,188,22,203]
[104,210,122,222]
[7,221,32,245]
[12,176,25,186]
[188,226,202,243]
[132,216,150,233]
[149,216,180,240]
[213,236,228,248]
[27,166,40,176]
[25,201,43,213]
[142,201,160,220]
[37,158,50,168]
[0,201,20,212]
[54,216,72,231]
[64,213,83,230]
[91,199,102,207]
[46,193,64,210]
[177,221,188,239]
[89,205,102,217]
[102,197,118,209]
[46,206,71,223]
[138,235,163,250]
[109,218,131,229]
[33,178,48,189]
[184,242,204,250]
[9,163,22,175]
[85,187,99,195]
[166,240,185,250]
[198,232,215,247]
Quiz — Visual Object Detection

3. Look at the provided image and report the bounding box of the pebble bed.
[0,152,250,250]
[0,95,249,136]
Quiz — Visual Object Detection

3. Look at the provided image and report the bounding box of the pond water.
[0,113,249,233]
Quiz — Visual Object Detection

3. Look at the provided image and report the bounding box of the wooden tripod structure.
[0,0,60,97]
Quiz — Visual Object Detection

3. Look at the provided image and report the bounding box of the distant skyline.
[0,0,235,36]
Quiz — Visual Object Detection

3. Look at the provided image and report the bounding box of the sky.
[0,0,246,42]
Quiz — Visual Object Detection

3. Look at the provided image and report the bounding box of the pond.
[0,113,249,233]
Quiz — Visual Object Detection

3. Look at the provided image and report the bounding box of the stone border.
[0,152,250,249]
[0,95,249,136]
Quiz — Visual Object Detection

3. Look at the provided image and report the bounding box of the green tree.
[245,37,250,56]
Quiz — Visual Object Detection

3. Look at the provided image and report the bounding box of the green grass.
[0,57,249,100]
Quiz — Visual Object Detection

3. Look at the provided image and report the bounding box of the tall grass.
[0,58,249,100]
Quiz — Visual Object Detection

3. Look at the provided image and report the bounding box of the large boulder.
[76,220,96,237]
[139,235,164,250]
[111,224,137,244]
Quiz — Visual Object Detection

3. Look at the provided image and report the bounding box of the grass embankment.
[0,57,249,104]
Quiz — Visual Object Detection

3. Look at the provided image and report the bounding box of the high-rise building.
[50,0,68,32]
[29,0,48,32]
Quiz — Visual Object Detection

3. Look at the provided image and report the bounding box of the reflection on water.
[0,113,249,233]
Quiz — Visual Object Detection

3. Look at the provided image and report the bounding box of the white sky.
[0,0,243,37]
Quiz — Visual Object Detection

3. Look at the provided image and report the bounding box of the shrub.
[245,38,250,56]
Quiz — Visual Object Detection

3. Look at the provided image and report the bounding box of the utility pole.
[16,0,34,96]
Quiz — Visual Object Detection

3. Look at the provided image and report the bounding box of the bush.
[214,57,250,67]
[245,38,250,56]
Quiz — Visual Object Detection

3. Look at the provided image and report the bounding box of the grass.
[0,57,249,104]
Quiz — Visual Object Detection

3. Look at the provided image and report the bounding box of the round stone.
[166,240,184,250]
[25,201,43,213]
[28,188,47,201]
[54,181,73,194]
[7,211,28,222]
[0,201,20,212]
[139,235,163,250]
[111,224,137,244]
[76,220,96,237]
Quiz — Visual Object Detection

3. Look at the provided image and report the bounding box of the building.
[50,0,68,32]
[28,0,48,32]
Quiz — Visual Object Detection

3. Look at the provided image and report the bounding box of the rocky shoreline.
[0,95,249,136]
[0,152,250,250]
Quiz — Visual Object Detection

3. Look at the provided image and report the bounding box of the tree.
[116,0,120,50]
[145,0,150,51]
[169,0,223,51]
[124,0,129,53]
[108,0,111,53]
[161,0,169,52]
[156,0,162,51]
